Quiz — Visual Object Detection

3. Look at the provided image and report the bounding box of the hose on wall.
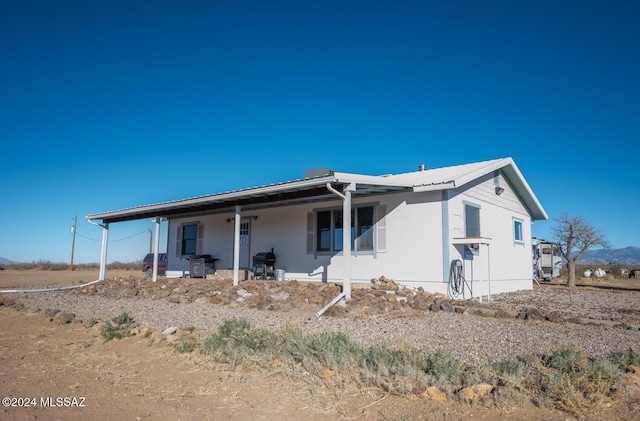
[448,259,465,299]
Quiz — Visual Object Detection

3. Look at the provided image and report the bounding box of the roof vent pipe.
[418,164,427,171]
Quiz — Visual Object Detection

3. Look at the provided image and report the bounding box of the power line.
[74,228,151,243]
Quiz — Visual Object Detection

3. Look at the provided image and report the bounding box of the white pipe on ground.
[315,292,346,317]
[0,279,103,294]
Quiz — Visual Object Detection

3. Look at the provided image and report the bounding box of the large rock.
[545,311,565,323]
[55,312,75,324]
[618,365,640,401]
[520,308,546,321]
[495,309,518,319]
[458,383,493,402]
[419,386,447,401]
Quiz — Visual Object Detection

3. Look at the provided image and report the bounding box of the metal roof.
[86,158,547,223]
[85,173,410,224]
[389,158,547,220]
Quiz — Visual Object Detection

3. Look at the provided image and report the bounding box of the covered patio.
[85,170,410,300]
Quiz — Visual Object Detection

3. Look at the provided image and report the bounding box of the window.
[316,210,331,251]
[464,204,480,237]
[182,223,198,255]
[513,218,524,243]
[357,207,374,250]
[239,222,250,245]
[315,205,374,252]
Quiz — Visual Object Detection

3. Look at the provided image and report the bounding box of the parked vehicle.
[532,239,562,282]
[142,253,167,278]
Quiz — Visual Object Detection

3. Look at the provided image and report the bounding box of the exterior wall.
[166,191,447,288]
[165,170,535,297]
[445,170,533,297]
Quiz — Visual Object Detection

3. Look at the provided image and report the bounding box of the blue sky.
[1,0,638,264]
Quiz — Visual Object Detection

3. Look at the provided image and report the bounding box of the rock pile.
[71,274,640,330]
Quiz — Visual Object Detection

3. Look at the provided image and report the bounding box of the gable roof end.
[408,157,547,221]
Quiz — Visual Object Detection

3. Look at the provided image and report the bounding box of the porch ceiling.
[86,175,410,224]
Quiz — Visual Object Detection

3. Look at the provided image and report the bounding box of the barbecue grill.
[253,248,276,280]
[188,254,218,278]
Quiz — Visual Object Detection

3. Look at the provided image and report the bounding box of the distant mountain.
[578,247,640,265]
[0,257,18,265]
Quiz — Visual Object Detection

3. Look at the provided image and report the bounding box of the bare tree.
[551,213,609,287]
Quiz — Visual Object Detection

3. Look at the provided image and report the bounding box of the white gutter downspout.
[487,244,491,302]
[317,182,355,317]
[233,205,241,286]
[88,219,109,281]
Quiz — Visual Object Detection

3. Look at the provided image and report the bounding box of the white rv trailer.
[532,238,562,281]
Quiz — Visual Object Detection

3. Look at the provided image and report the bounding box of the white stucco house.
[86,157,547,300]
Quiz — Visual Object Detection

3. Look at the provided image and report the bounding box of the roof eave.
[85,173,416,224]
[86,175,339,223]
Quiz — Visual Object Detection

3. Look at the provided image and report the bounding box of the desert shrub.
[196,320,633,417]
[108,260,141,270]
[280,328,361,373]
[608,348,640,369]
[360,344,418,393]
[359,346,464,394]
[466,358,525,389]
[544,347,584,375]
[203,319,278,368]
[363,345,429,377]
[100,312,133,341]
[33,260,68,271]
[5,261,139,271]
[0,294,14,307]
[422,349,464,390]
[539,347,621,416]
[84,317,98,328]
[174,335,198,354]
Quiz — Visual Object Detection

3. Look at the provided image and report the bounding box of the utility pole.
[70,215,77,271]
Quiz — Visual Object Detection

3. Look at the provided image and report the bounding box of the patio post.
[233,206,241,286]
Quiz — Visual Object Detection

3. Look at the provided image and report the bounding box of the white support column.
[99,223,109,281]
[487,244,491,302]
[343,184,354,299]
[152,217,161,283]
[233,206,241,286]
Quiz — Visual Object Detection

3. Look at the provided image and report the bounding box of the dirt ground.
[0,268,137,289]
[0,270,638,421]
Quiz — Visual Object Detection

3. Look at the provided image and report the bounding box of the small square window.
[465,204,480,237]
[513,219,523,242]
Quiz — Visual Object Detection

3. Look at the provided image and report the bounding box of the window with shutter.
[175,226,182,257]
[179,223,200,256]
[197,224,204,254]
[313,205,376,253]
[306,212,314,254]
[376,205,386,252]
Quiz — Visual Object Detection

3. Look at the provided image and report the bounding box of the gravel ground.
[9,284,640,366]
